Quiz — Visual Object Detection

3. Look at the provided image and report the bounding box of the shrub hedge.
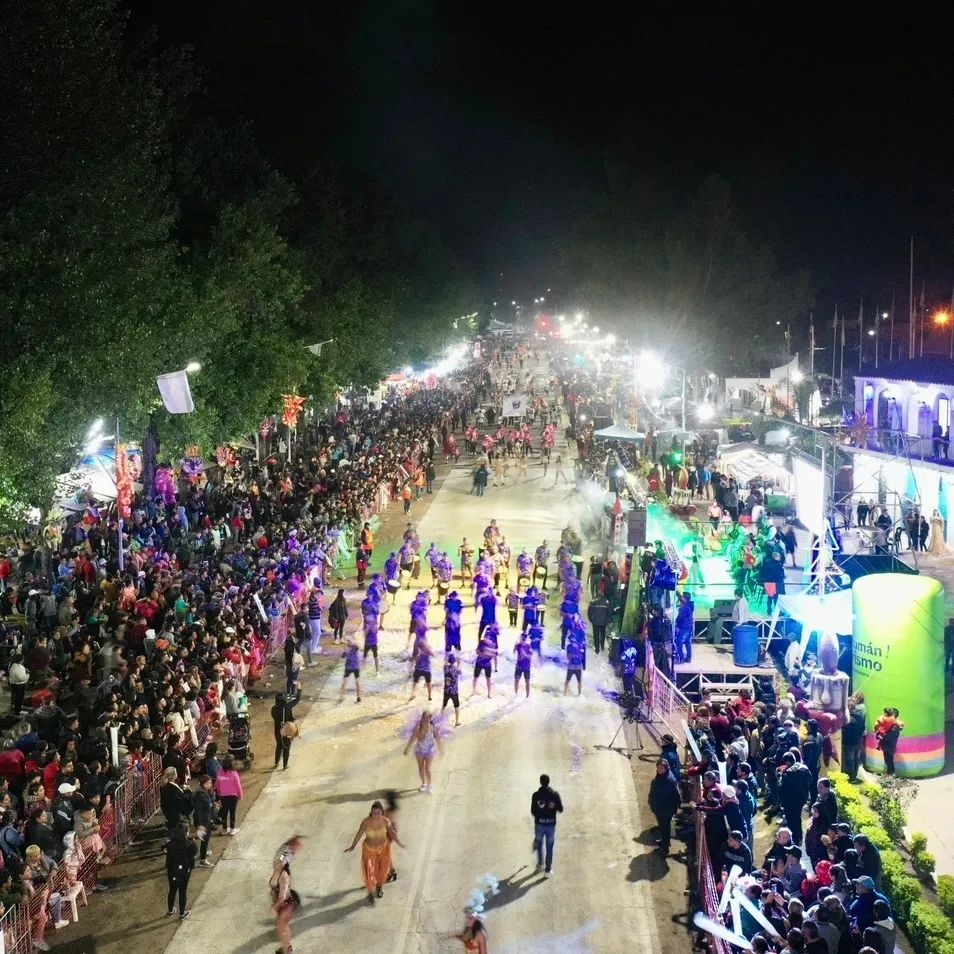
[938,874,954,921]
[828,771,954,952]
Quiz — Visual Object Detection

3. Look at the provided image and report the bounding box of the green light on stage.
[669,451,683,466]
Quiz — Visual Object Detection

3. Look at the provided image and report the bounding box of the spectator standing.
[648,759,680,855]
[777,754,811,845]
[165,822,197,919]
[587,595,610,654]
[192,775,216,867]
[214,755,243,835]
[530,773,563,877]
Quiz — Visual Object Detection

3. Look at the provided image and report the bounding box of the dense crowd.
[648,685,895,954]
[0,359,495,940]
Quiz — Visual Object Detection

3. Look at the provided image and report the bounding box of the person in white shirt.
[7,654,29,713]
[784,637,802,677]
[731,588,750,625]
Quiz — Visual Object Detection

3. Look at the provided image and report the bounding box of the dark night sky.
[131,2,954,319]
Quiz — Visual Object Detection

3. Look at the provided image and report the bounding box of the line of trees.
[0,0,474,525]
[560,167,815,370]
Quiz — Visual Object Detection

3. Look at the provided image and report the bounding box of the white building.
[854,358,954,459]
[850,358,954,533]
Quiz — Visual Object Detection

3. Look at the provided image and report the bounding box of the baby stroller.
[227,712,254,768]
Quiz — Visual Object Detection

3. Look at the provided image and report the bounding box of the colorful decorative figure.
[282,394,307,428]
[154,465,177,505]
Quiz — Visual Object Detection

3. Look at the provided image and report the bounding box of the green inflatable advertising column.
[852,574,945,777]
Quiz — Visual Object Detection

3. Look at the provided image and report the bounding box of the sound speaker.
[627,509,647,547]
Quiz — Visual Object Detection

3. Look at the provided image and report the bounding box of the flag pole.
[909,237,915,359]
[874,304,880,369]
[809,313,815,378]
[858,299,864,370]
[889,295,895,362]
[831,307,838,392]
[919,282,926,357]
[839,312,845,389]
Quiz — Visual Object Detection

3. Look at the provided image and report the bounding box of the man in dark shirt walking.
[530,773,564,878]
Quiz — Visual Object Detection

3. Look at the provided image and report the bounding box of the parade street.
[167,436,665,954]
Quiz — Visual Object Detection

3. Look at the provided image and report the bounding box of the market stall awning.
[717,442,792,490]
[594,424,646,442]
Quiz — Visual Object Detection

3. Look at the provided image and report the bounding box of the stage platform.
[673,641,780,702]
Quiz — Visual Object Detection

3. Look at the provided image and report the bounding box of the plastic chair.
[65,881,87,922]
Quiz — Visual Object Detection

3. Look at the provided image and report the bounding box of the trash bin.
[572,555,584,579]
[732,623,760,667]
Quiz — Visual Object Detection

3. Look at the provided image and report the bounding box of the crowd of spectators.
[652,686,895,954]
[0,360,491,941]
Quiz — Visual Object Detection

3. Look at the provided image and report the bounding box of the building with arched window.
[854,358,954,460]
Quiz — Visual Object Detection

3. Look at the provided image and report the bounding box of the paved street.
[167,438,665,953]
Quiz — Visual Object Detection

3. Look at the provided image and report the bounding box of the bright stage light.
[636,350,665,390]
[696,403,715,421]
[791,369,804,384]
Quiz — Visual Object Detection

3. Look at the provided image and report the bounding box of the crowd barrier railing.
[0,709,219,952]
[646,665,729,954]
[645,659,693,740]
[695,797,732,954]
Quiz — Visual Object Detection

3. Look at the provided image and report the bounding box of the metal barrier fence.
[695,800,732,954]
[646,665,730,954]
[645,659,693,740]
[0,723,220,952]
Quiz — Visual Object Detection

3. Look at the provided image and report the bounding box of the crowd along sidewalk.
[44,451,457,954]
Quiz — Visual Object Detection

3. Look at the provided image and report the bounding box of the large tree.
[564,171,814,371]
[0,0,474,524]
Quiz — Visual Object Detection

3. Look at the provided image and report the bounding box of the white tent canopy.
[717,442,793,490]
[594,423,646,442]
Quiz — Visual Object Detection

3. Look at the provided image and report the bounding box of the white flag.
[157,369,195,414]
[502,394,528,417]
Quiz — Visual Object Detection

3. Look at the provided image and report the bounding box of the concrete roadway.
[168,431,663,953]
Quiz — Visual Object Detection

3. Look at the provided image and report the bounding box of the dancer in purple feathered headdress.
[400,709,452,793]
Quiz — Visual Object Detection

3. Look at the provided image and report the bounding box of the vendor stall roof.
[716,442,792,489]
[593,423,646,442]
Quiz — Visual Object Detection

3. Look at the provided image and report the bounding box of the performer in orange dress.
[345,800,405,905]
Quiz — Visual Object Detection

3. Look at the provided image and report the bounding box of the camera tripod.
[608,689,649,757]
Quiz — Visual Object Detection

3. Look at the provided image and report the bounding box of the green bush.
[869,786,908,840]
[910,832,929,854]
[839,798,880,831]
[882,850,922,923]
[938,874,954,921]
[859,825,893,851]
[913,850,937,877]
[909,900,954,952]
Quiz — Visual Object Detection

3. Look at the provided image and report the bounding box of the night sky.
[131,2,954,320]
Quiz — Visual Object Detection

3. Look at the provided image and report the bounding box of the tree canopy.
[563,170,814,371]
[0,0,473,524]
